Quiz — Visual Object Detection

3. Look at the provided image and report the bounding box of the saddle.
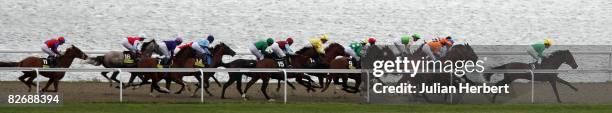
[42,56,58,68]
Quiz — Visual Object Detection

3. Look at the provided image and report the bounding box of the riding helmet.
[286,37,294,45]
[207,35,215,43]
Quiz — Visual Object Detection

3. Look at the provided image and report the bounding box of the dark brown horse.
[166,43,234,96]
[309,43,348,91]
[220,59,257,99]
[483,50,578,103]
[238,47,320,101]
[17,45,88,92]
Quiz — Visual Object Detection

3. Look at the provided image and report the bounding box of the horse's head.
[445,44,478,62]
[64,45,88,60]
[544,50,578,69]
[141,39,164,57]
[213,42,236,57]
[296,47,318,59]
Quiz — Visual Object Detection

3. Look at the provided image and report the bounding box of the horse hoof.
[160,87,170,93]
[150,93,159,98]
[268,99,276,102]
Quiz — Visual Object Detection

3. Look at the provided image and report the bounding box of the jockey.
[421,36,453,61]
[276,37,295,56]
[121,35,146,63]
[346,40,366,61]
[41,37,66,67]
[249,38,276,60]
[191,35,215,66]
[528,38,553,68]
[392,34,421,56]
[159,37,183,65]
[308,34,329,55]
[307,34,329,62]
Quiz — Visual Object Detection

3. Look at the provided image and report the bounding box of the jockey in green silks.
[527,38,553,68]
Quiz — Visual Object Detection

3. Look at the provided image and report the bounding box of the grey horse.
[87,39,165,88]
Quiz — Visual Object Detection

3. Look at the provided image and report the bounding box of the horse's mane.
[296,47,313,54]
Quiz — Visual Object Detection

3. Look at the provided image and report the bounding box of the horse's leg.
[18,72,33,92]
[555,77,578,91]
[101,72,113,87]
[221,74,237,99]
[491,80,511,103]
[172,76,188,94]
[51,77,60,92]
[138,73,150,84]
[41,77,55,92]
[315,74,325,88]
[549,80,562,103]
[192,74,203,96]
[165,73,172,91]
[243,76,259,99]
[276,79,282,92]
[350,76,362,93]
[110,72,122,88]
[126,73,138,88]
[321,76,334,92]
[210,73,222,87]
[261,77,273,101]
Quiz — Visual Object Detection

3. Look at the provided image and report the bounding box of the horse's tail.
[0,61,20,67]
[86,56,105,66]
[482,65,507,82]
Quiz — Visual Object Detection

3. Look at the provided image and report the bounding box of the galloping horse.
[17,45,88,92]
[240,47,320,101]
[87,39,164,88]
[166,43,235,96]
[483,50,578,103]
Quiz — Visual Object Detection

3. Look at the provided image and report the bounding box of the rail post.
[282,69,287,104]
[366,70,370,103]
[117,69,123,102]
[34,68,40,95]
[529,69,535,104]
[199,69,205,103]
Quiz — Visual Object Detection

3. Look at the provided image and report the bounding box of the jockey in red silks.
[41,37,66,67]
[120,34,146,63]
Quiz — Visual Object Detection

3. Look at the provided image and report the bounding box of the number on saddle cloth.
[123,51,136,64]
[194,53,207,68]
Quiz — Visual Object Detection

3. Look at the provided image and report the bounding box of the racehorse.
[166,43,234,96]
[17,45,88,92]
[483,50,578,103]
[237,47,320,101]
[87,39,164,88]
